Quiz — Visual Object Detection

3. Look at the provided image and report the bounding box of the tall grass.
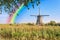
[0,24,60,40]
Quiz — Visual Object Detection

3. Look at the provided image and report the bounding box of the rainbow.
[7,3,24,24]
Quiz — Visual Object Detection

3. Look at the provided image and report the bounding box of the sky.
[0,0,60,24]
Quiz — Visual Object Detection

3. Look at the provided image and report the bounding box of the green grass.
[0,24,60,40]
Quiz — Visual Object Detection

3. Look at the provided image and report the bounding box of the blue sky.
[0,0,60,24]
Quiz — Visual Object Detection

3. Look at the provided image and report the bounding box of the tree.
[0,0,40,14]
[48,21,56,26]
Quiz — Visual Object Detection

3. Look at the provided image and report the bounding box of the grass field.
[0,24,60,40]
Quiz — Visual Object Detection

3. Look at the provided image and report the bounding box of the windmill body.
[36,15,43,25]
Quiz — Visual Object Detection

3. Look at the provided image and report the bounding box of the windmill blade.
[40,15,49,16]
[39,8,40,15]
[0,10,2,14]
[30,15,38,16]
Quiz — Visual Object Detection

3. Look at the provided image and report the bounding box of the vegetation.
[45,21,60,26]
[0,24,60,40]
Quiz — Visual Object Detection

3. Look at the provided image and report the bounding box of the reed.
[0,24,60,40]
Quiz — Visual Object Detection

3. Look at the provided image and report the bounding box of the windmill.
[31,8,49,26]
